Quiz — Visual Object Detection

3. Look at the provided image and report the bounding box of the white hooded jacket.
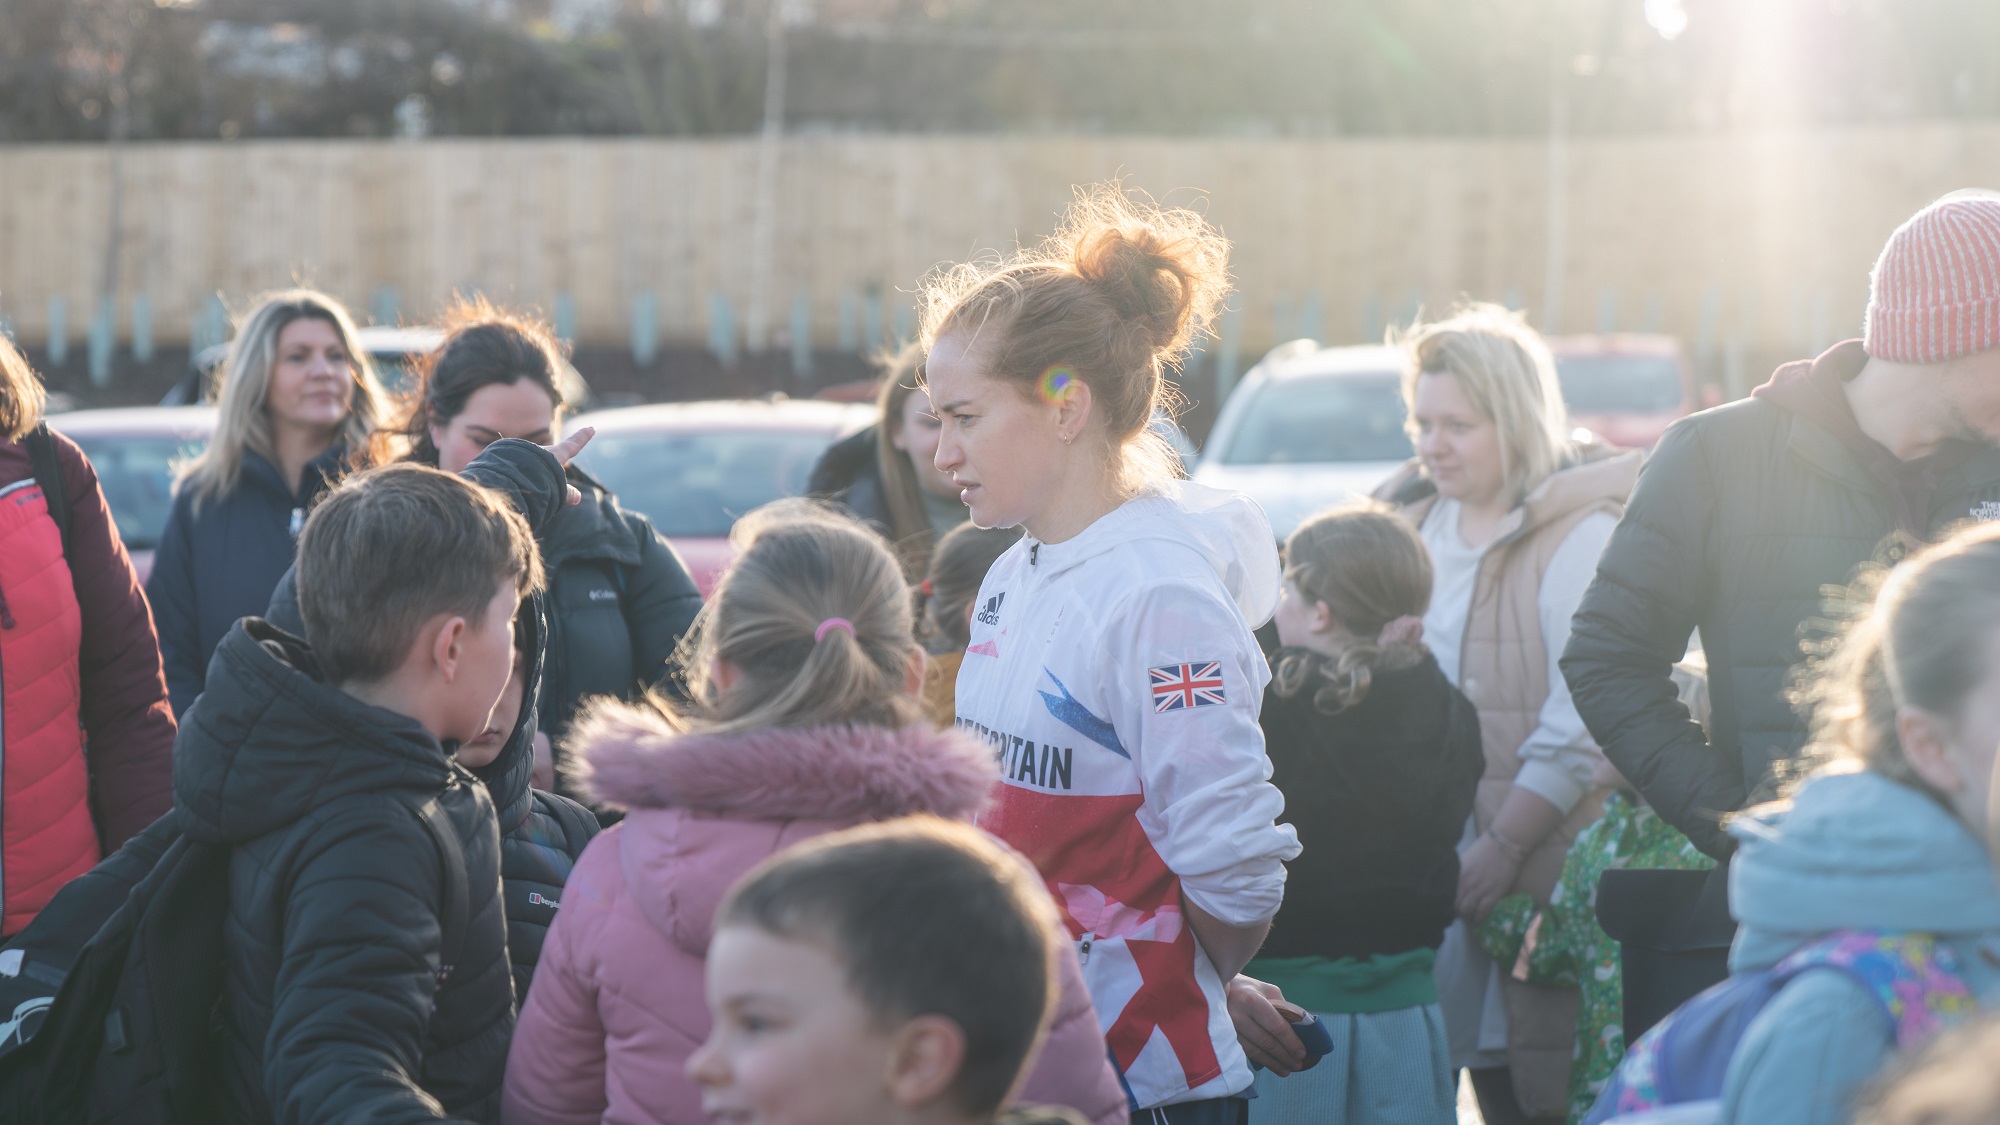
[956,481,1301,1110]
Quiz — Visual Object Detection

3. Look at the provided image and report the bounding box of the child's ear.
[1897,706,1965,796]
[710,657,743,695]
[1311,599,1337,636]
[904,646,927,697]
[883,1014,966,1109]
[432,614,471,683]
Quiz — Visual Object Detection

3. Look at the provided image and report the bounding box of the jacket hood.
[1374,441,1639,544]
[1728,770,2000,969]
[467,593,547,831]
[1025,479,1282,624]
[173,619,455,845]
[571,706,999,820]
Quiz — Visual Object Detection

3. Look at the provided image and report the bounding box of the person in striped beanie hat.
[1557,190,2000,1033]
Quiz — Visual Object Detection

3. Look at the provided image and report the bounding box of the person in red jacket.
[0,336,175,935]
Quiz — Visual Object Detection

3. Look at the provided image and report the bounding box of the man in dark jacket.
[1563,191,2000,863]
[176,463,541,1124]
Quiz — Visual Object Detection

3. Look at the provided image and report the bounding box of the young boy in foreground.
[172,463,542,1123]
[687,818,1089,1125]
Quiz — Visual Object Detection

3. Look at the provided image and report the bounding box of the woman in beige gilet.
[1373,304,1641,1125]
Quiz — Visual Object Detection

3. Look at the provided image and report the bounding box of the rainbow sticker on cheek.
[1040,365,1078,404]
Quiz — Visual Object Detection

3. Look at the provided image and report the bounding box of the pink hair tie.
[814,617,855,643]
[1378,615,1425,649]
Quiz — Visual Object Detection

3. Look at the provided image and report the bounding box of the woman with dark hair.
[806,342,969,576]
[0,333,174,935]
[395,298,702,787]
[148,289,388,716]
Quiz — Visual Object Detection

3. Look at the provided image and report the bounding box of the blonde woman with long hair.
[148,289,386,716]
[1371,303,1641,1124]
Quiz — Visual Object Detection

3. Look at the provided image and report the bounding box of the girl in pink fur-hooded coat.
[502,501,1127,1125]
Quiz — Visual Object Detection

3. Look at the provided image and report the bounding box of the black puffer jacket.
[1562,342,2000,859]
[174,620,512,1124]
[264,441,602,997]
[538,466,702,754]
[805,423,892,535]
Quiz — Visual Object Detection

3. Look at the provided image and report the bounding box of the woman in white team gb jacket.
[922,185,1302,1125]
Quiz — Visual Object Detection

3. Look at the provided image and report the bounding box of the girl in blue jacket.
[1660,521,2000,1125]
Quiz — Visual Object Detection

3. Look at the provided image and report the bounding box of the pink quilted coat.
[500,709,1129,1125]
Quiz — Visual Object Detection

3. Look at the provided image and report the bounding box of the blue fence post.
[131,294,154,364]
[554,291,577,346]
[48,296,68,367]
[790,290,813,382]
[1361,292,1383,342]
[88,296,115,387]
[632,291,660,367]
[1694,285,1722,372]
[1502,287,1527,314]
[707,291,737,368]
[371,286,399,327]
[837,290,859,354]
[893,302,913,347]
[1299,290,1326,344]
[1272,296,1294,344]
[1596,289,1619,334]
[1400,288,1424,329]
[1642,293,1664,333]
[1215,306,1243,402]
[862,287,884,353]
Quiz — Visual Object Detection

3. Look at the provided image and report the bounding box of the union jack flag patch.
[1149,662,1227,712]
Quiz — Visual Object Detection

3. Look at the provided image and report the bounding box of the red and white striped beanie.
[1866,190,2000,364]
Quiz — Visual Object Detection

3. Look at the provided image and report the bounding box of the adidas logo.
[975,593,1004,626]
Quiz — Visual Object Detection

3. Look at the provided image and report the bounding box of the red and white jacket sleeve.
[1100,581,1299,927]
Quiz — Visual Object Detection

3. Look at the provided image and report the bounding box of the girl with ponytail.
[925,185,1300,1119]
[1246,503,1483,1121]
[500,499,1126,1125]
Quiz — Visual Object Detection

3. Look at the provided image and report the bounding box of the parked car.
[568,398,876,596]
[1191,341,1413,539]
[1549,334,1719,449]
[162,324,592,408]
[48,406,216,585]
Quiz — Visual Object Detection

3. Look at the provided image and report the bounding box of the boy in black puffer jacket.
[174,463,541,1123]
[267,438,601,1001]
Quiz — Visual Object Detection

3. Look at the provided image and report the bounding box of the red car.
[568,398,876,597]
[1550,335,1722,450]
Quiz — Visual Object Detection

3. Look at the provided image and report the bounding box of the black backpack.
[0,801,467,1124]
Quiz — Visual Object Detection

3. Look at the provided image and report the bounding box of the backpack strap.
[413,798,469,990]
[1771,930,1976,1048]
[24,422,70,560]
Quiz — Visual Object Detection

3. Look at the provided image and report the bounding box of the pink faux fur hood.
[571,706,998,821]
[502,713,1127,1125]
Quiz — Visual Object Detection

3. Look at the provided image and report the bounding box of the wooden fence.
[2,126,1998,384]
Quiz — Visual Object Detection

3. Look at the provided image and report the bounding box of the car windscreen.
[1219,372,1413,465]
[1556,355,1685,414]
[577,427,839,538]
[64,432,208,551]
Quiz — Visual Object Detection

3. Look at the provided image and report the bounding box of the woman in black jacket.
[389,299,703,803]
[148,289,388,717]
[805,342,968,577]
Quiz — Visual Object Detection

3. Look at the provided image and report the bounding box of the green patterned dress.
[1476,789,1715,1124]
